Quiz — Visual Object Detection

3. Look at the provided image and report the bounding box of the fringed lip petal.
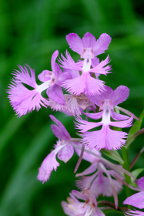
[37,150,59,183]
[83,126,127,150]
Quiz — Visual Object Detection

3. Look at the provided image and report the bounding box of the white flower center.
[82,58,92,73]
[101,100,111,125]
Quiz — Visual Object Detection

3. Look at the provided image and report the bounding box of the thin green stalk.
[122,147,131,197]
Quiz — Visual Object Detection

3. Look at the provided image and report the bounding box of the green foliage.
[0,0,144,215]
[126,109,144,147]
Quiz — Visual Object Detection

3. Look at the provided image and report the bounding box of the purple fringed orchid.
[60,50,111,96]
[8,50,68,116]
[62,190,105,216]
[37,115,75,183]
[76,156,123,208]
[60,32,111,96]
[76,85,133,150]
[123,177,144,209]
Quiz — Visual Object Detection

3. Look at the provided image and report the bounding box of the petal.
[75,143,100,163]
[111,111,129,120]
[66,33,83,54]
[46,84,65,105]
[58,144,74,163]
[50,115,71,140]
[110,117,133,128]
[137,177,144,190]
[94,33,112,56]
[123,191,144,209]
[59,51,81,71]
[51,50,60,75]
[63,75,86,95]
[84,111,103,119]
[13,65,37,88]
[90,86,113,106]
[85,74,105,95]
[8,84,49,117]
[111,85,130,106]
[82,32,97,48]
[83,126,127,150]
[90,56,111,75]
[76,118,102,133]
[37,151,59,183]
[76,163,97,177]
[38,70,53,82]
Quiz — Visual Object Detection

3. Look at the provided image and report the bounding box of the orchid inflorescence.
[8,32,144,215]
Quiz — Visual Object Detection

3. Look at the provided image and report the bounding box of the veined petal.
[46,84,65,105]
[111,85,130,106]
[51,50,61,76]
[94,33,111,56]
[37,151,59,183]
[84,111,103,119]
[50,115,71,140]
[110,116,133,128]
[83,126,127,150]
[66,33,83,55]
[111,111,129,120]
[123,191,144,209]
[76,118,102,133]
[58,144,74,163]
[82,32,97,47]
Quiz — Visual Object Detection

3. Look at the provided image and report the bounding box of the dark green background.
[0,0,144,215]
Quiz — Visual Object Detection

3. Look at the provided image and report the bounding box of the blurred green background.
[0,0,144,215]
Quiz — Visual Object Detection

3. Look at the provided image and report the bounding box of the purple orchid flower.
[8,50,68,116]
[66,32,111,59]
[59,50,111,96]
[62,190,105,216]
[76,156,123,208]
[123,177,144,209]
[76,86,133,150]
[37,115,75,183]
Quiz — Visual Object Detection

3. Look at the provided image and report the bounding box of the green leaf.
[102,150,124,164]
[126,109,144,147]
[131,168,144,180]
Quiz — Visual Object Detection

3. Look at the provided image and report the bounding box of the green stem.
[121,147,131,197]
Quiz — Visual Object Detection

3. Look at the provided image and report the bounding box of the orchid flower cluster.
[8,33,144,215]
